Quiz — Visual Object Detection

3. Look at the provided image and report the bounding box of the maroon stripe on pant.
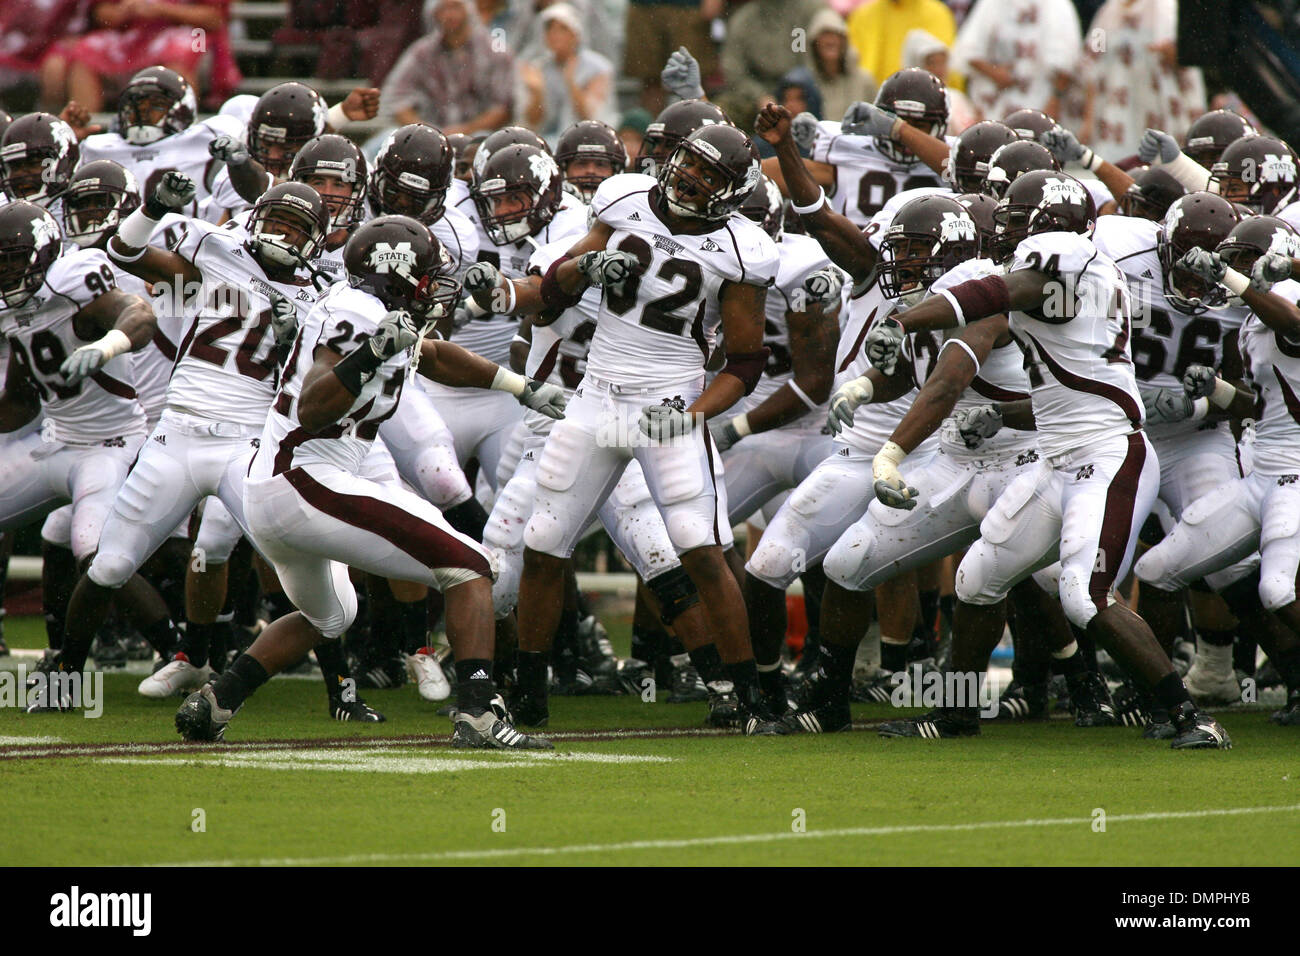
[283,467,492,578]
[1088,432,1147,616]
[91,370,137,399]
[1025,331,1142,427]
[969,375,1029,403]
[701,429,722,547]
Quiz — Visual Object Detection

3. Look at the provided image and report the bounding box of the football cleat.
[92,633,128,670]
[615,657,654,697]
[1270,689,1300,726]
[1254,660,1282,689]
[780,699,852,734]
[1111,681,1149,727]
[330,697,386,722]
[137,653,210,699]
[994,680,1048,720]
[576,614,619,679]
[25,649,63,690]
[666,659,709,703]
[705,680,742,727]
[175,684,237,742]
[1066,671,1119,727]
[850,668,899,704]
[1141,704,1177,739]
[25,659,76,713]
[406,649,452,702]
[451,707,554,749]
[878,709,980,739]
[1048,673,1071,712]
[355,654,407,689]
[758,667,793,717]
[1169,701,1232,749]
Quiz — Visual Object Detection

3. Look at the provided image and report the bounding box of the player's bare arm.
[888,316,1009,453]
[0,350,40,432]
[108,172,203,287]
[740,298,839,434]
[755,104,878,281]
[688,280,768,421]
[892,269,1059,334]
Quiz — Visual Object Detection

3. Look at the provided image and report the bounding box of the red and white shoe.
[407,648,451,702]
[138,653,211,699]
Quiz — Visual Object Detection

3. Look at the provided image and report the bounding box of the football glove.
[369,309,419,360]
[639,403,698,441]
[827,375,873,435]
[154,171,196,210]
[208,134,250,167]
[1140,386,1192,424]
[803,267,844,307]
[1038,125,1085,164]
[266,289,299,347]
[1176,247,1226,285]
[1138,128,1181,164]
[1182,364,1219,399]
[518,380,567,419]
[952,405,1003,449]
[1251,251,1292,292]
[872,442,918,510]
[841,101,899,140]
[660,46,704,101]
[865,316,906,375]
[59,329,131,386]
[463,261,501,296]
[577,250,636,292]
[790,112,821,154]
[709,416,745,452]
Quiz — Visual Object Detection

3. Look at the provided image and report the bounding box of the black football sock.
[1151,671,1193,713]
[41,543,77,651]
[177,622,213,669]
[516,650,549,699]
[881,638,909,674]
[315,640,352,701]
[443,497,489,542]
[818,640,859,700]
[211,653,270,712]
[554,603,581,656]
[1052,645,1088,681]
[688,643,725,684]
[206,613,234,674]
[455,659,495,711]
[915,588,940,650]
[397,597,429,655]
[141,615,183,659]
[1233,634,1258,676]
[261,589,295,624]
[938,594,956,633]
[1071,623,1100,673]
[725,659,759,697]
[1269,646,1300,696]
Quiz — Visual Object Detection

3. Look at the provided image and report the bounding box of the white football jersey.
[584,173,780,390]
[0,248,146,442]
[1093,215,1248,439]
[167,219,321,427]
[831,278,917,453]
[449,190,587,366]
[119,213,191,426]
[926,257,1036,456]
[1007,231,1142,458]
[744,232,831,425]
[259,283,416,476]
[1277,199,1300,233]
[79,115,247,218]
[1239,278,1300,474]
[812,121,947,228]
[523,238,601,432]
[865,185,955,249]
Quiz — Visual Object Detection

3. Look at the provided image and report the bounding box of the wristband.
[1190,397,1210,420]
[491,366,526,396]
[327,102,350,130]
[729,414,752,438]
[889,117,905,142]
[1079,147,1104,172]
[333,343,384,395]
[89,329,133,360]
[940,337,981,371]
[1221,267,1250,298]
[790,188,827,215]
[788,380,819,411]
[872,439,908,480]
[115,207,158,251]
[1160,151,1212,192]
[497,280,518,315]
[1210,377,1237,410]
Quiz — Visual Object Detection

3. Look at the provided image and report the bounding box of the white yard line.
[146,803,1300,867]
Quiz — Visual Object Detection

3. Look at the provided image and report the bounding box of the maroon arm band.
[947,275,1012,325]
[540,254,584,311]
[721,348,771,395]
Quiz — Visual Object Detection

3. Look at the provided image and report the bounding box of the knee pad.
[822,521,877,591]
[953,543,1005,608]
[416,444,473,508]
[40,507,73,549]
[663,505,715,554]
[483,476,536,553]
[87,549,137,589]
[304,582,357,640]
[1258,572,1296,612]
[535,422,587,494]
[646,565,699,626]
[524,510,571,558]
[490,550,523,620]
[745,529,807,590]
[1057,563,1103,629]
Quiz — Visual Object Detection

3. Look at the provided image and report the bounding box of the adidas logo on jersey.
[837,446,850,456]
[152,434,167,445]
[628,211,641,221]
[1140,269,1154,279]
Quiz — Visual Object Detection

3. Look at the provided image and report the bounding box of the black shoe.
[736,683,786,735]
[705,680,742,727]
[666,659,708,703]
[1067,671,1118,727]
[175,684,235,742]
[508,687,549,728]
[1048,673,1071,712]
[878,708,980,739]
[1255,660,1282,689]
[576,614,619,680]
[616,657,654,697]
[24,655,76,713]
[1141,704,1177,739]
[1271,689,1300,726]
[25,649,62,690]
[850,668,898,704]
[995,680,1048,721]
[780,697,852,733]
[91,634,127,670]
[1169,701,1231,749]
[330,697,385,722]
[552,654,621,696]
[758,667,793,717]
[1111,681,1149,728]
[355,655,406,690]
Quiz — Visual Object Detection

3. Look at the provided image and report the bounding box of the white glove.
[872,441,918,510]
[266,289,298,347]
[865,316,906,375]
[577,250,637,292]
[639,402,698,441]
[803,267,844,307]
[1138,128,1181,164]
[709,415,747,452]
[790,112,821,154]
[1141,386,1192,424]
[1038,125,1086,164]
[1251,251,1292,292]
[1177,248,1226,285]
[519,380,567,419]
[841,101,899,140]
[826,375,873,435]
[660,46,704,101]
[463,261,501,295]
[59,329,131,386]
[369,309,419,360]
[208,134,250,167]
[152,170,196,211]
[952,405,1003,449]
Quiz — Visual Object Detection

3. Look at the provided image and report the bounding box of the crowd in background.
[0,0,1255,156]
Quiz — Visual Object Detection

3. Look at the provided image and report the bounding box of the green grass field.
[2,613,1298,866]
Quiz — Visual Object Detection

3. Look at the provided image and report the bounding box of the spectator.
[510,0,624,70]
[617,106,652,161]
[901,28,978,132]
[846,0,956,85]
[52,0,238,112]
[717,0,824,124]
[806,7,876,123]
[624,0,721,115]
[953,0,1082,121]
[383,0,515,134]
[1082,0,1205,162]
[0,0,92,110]
[520,3,616,145]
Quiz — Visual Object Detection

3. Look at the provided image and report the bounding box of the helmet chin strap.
[125,125,166,146]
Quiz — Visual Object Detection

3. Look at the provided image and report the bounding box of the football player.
[1135,217,1300,726]
[555,120,628,203]
[1182,109,1257,169]
[863,169,1230,748]
[633,99,731,176]
[0,113,80,218]
[176,215,564,747]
